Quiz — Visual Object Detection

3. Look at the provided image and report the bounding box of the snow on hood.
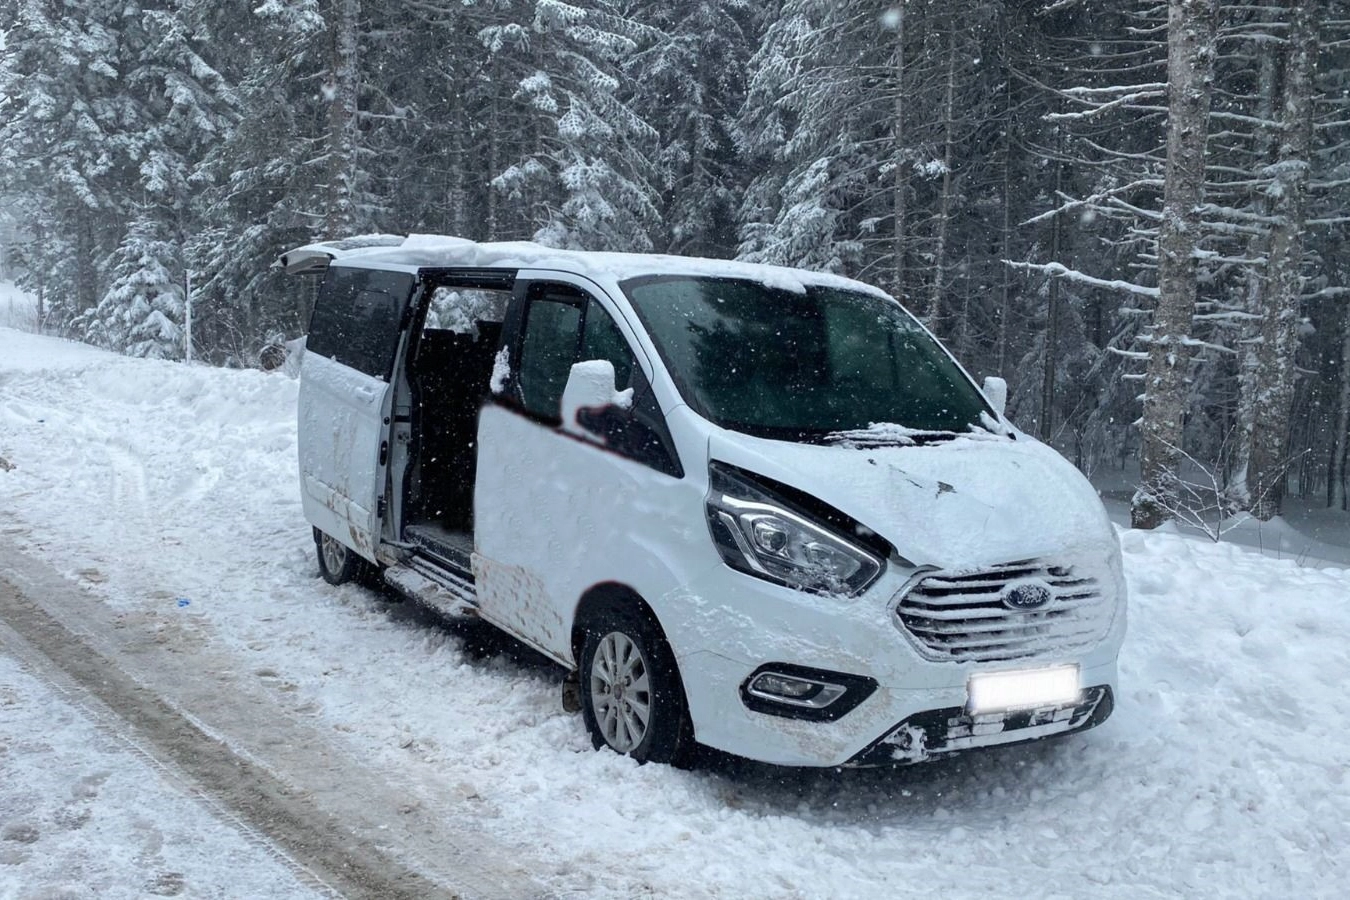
[708,428,1116,572]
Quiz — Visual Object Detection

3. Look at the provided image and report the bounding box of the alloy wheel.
[320,534,348,576]
[588,631,652,753]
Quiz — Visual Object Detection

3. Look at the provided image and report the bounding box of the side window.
[580,298,636,391]
[517,296,583,421]
[307,267,414,379]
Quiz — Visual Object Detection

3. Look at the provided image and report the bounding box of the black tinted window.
[517,297,583,421]
[308,267,415,379]
[581,299,635,391]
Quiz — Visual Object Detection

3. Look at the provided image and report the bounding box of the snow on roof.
[276,234,890,298]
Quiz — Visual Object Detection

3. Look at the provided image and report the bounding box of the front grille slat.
[932,624,1106,652]
[896,559,1112,663]
[899,596,1101,620]
[907,611,1074,636]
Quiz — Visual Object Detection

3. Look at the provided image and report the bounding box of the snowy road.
[2,325,1349,898]
[0,599,333,900]
[0,554,511,899]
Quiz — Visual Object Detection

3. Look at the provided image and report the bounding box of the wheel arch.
[570,581,666,668]
[571,580,698,765]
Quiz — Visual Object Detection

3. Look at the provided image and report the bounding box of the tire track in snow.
[0,619,342,900]
[0,574,436,899]
[0,546,547,900]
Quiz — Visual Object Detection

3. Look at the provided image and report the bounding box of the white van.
[280,234,1126,768]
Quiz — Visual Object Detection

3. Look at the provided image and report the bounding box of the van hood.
[707,429,1115,572]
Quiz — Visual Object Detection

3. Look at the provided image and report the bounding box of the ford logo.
[1001,580,1055,611]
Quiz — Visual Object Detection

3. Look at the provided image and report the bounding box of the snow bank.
[1,328,1348,898]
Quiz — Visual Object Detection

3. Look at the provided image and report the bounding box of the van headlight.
[705,462,884,597]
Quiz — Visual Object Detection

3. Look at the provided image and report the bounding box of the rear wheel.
[314,528,367,586]
[579,602,693,766]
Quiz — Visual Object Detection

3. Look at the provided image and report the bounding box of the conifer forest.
[2,0,1349,527]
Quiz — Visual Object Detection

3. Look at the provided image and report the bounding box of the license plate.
[968,665,1081,714]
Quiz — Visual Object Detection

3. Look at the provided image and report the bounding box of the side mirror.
[560,360,634,440]
[982,376,1008,417]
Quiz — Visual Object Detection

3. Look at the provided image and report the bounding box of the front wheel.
[579,603,693,766]
[314,528,367,586]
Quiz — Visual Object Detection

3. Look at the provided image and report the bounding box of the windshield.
[621,275,991,442]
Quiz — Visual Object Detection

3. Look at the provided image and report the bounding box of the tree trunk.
[1040,145,1065,442]
[1132,0,1220,530]
[486,114,500,241]
[926,26,957,329]
[891,4,907,306]
[446,61,467,236]
[76,206,96,318]
[324,0,361,239]
[1231,50,1280,504]
[1330,304,1350,510]
[997,23,1013,377]
[33,221,46,331]
[1246,0,1317,520]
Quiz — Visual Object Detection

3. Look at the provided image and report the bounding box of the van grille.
[895,560,1111,663]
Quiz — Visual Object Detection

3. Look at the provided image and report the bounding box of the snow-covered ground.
[0,650,328,899]
[2,313,1349,898]
[1091,461,1350,568]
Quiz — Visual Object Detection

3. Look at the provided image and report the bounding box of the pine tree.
[83,214,184,359]
[482,0,661,250]
[626,0,751,257]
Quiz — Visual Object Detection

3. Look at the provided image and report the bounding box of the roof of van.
[275,234,889,299]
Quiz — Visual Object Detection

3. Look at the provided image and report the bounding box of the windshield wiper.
[823,426,962,449]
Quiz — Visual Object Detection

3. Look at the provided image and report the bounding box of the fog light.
[748,672,846,709]
[740,664,879,722]
[752,673,818,699]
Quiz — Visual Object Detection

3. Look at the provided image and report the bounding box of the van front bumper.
[679,649,1119,767]
[658,548,1126,768]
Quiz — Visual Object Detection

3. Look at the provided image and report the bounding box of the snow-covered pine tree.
[189,1,332,356]
[83,214,185,359]
[737,0,1044,346]
[0,0,237,344]
[483,0,661,250]
[626,0,751,257]
[0,0,139,327]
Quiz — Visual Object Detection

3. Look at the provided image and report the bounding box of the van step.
[384,557,477,619]
[403,524,473,571]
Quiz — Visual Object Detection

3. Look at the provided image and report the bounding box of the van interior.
[400,285,510,570]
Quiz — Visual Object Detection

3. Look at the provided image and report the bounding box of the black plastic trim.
[738,663,878,722]
[845,685,1115,767]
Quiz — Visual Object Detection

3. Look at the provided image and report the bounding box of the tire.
[578,601,694,767]
[314,527,367,586]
